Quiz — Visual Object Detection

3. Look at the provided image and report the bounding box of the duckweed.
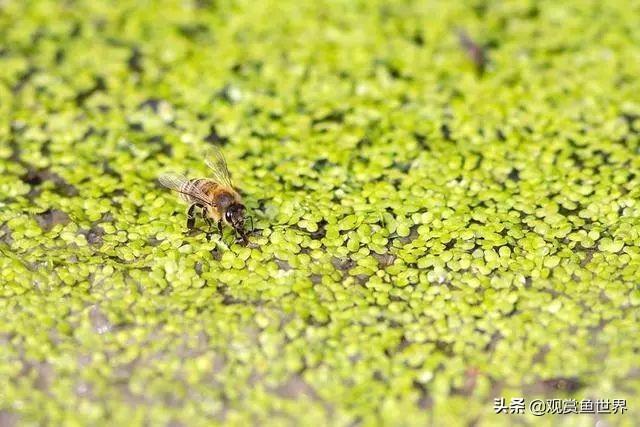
[1,0,640,426]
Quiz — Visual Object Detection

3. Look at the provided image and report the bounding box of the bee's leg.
[186,204,198,230]
[201,211,215,240]
[201,210,214,230]
[248,216,254,233]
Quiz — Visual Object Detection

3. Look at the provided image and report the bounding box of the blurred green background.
[1,0,639,425]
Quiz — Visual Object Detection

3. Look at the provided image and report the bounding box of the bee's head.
[224,203,246,231]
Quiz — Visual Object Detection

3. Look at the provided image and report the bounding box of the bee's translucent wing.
[158,172,213,206]
[159,172,189,191]
[204,147,234,188]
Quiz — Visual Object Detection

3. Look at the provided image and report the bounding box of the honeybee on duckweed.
[159,147,252,244]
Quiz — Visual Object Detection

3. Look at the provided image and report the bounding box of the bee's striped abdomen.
[180,179,218,204]
[179,178,201,203]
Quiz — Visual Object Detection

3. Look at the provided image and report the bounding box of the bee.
[159,148,251,244]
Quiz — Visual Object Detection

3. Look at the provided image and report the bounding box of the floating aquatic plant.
[1,0,639,425]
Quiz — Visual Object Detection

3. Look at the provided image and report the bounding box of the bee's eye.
[225,211,233,222]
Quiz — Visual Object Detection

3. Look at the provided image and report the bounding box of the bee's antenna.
[247,216,254,232]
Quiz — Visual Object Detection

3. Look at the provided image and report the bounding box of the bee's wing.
[204,147,234,188]
[158,172,213,207]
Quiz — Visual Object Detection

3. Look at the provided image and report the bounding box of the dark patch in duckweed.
[35,209,70,231]
[457,29,488,76]
[272,375,319,400]
[128,122,144,132]
[311,110,345,125]
[75,76,106,106]
[507,168,520,182]
[128,47,143,73]
[311,158,331,172]
[309,219,327,240]
[0,224,14,246]
[147,236,163,246]
[372,252,396,268]
[440,123,453,141]
[177,23,211,42]
[204,124,229,145]
[275,259,292,271]
[89,305,113,334]
[138,98,161,112]
[82,226,104,246]
[331,257,355,271]
[21,168,79,197]
[12,66,38,93]
[528,377,584,395]
[309,274,322,284]
[101,160,121,178]
[0,411,19,427]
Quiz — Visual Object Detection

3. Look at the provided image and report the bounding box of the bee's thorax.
[212,190,236,208]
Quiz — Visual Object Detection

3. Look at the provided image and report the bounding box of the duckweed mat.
[1,0,640,425]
